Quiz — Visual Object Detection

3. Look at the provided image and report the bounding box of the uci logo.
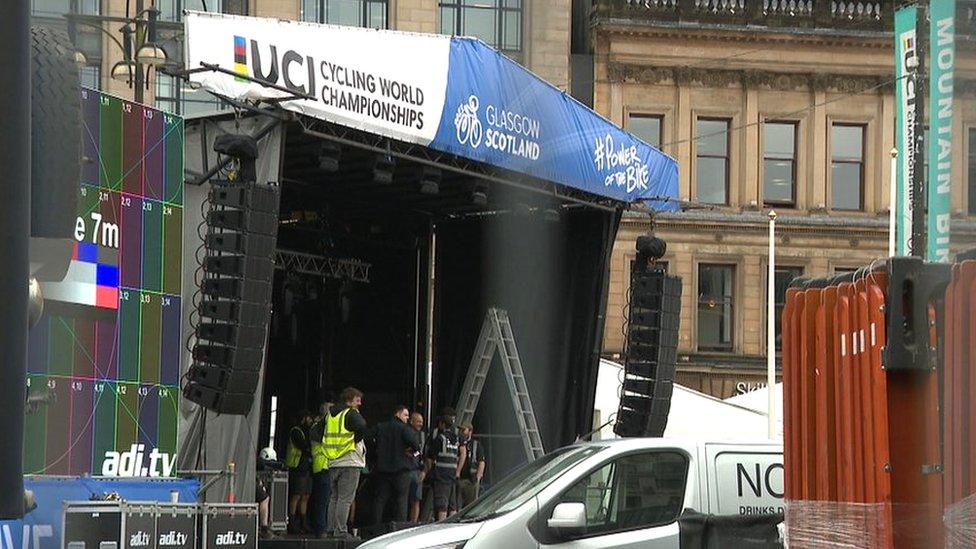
[454,95,483,149]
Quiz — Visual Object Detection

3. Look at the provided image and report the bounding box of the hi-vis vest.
[323,409,356,461]
[435,433,460,472]
[311,419,328,474]
[465,439,481,477]
[285,426,305,469]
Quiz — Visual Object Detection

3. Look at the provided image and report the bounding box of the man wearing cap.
[457,423,485,508]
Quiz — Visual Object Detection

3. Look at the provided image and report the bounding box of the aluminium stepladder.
[454,308,545,461]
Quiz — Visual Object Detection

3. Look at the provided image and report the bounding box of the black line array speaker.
[614,265,682,438]
[183,178,280,416]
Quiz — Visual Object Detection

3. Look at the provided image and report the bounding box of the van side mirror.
[547,502,586,531]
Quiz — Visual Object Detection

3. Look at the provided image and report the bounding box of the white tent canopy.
[592,359,783,441]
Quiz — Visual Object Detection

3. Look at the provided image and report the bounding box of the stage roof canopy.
[183,12,678,208]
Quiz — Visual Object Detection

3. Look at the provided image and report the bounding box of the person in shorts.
[408,412,427,522]
[425,414,460,520]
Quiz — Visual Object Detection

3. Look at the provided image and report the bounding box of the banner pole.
[911,2,928,259]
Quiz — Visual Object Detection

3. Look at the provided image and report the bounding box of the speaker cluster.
[183,179,280,416]
[614,264,682,438]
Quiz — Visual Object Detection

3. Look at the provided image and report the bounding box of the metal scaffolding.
[274,249,372,283]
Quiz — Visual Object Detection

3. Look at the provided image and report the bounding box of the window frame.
[695,117,731,206]
[627,113,664,150]
[830,122,866,212]
[769,265,804,353]
[155,73,225,115]
[438,0,523,55]
[762,120,798,207]
[301,0,389,28]
[532,449,690,544]
[696,262,736,353]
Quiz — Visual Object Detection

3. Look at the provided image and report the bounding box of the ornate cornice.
[606,62,891,93]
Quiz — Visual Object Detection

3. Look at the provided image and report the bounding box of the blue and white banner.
[184,12,678,207]
[894,5,919,256]
[0,477,198,549]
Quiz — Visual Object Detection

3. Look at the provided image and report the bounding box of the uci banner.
[928,0,955,263]
[894,5,919,256]
[183,12,678,207]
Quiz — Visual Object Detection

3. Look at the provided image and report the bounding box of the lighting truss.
[275,249,371,283]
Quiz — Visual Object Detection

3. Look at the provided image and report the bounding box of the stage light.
[471,189,488,206]
[373,153,395,184]
[420,166,440,195]
[318,142,341,172]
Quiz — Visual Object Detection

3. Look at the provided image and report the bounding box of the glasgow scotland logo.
[455,95,483,148]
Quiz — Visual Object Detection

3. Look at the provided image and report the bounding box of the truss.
[275,249,371,283]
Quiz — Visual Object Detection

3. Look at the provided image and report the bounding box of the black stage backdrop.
[434,207,620,482]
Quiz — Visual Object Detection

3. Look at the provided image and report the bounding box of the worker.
[256,447,280,539]
[324,387,368,541]
[309,400,333,538]
[286,411,315,534]
[457,423,485,508]
[371,405,420,525]
[425,414,461,520]
[408,412,427,522]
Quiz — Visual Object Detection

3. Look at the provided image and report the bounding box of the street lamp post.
[69,1,169,104]
[767,209,777,439]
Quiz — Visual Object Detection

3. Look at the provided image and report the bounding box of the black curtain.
[434,207,620,482]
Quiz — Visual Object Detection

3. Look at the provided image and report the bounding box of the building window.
[698,264,735,352]
[156,74,224,115]
[763,121,797,206]
[628,114,663,149]
[833,266,859,274]
[159,0,214,21]
[696,118,730,205]
[831,124,865,211]
[439,0,522,54]
[31,0,99,17]
[968,129,976,215]
[772,267,803,351]
[80,66,99,90]
[302,0,387,28]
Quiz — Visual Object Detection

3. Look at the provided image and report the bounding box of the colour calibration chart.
[25,89,184,475]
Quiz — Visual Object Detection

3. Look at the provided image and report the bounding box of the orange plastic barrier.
[783,258,976,548]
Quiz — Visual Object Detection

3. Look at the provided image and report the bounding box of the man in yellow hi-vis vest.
[308,400,332,538]
[324,387,367,540]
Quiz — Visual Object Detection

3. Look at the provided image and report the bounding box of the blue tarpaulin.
[431,38,679,207]
[0,477,198,549]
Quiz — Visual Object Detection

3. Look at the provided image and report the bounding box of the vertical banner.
[928,0,955,262]
[895,5,919,256]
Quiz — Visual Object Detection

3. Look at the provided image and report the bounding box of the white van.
[359,438,783,549]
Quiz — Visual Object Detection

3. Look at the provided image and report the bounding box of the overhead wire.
[659,73,908,149]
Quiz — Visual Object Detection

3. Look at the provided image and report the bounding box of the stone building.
[33,0,572,112]
[591,1,976,398]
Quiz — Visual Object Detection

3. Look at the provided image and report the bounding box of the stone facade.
[592,7,976,398]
